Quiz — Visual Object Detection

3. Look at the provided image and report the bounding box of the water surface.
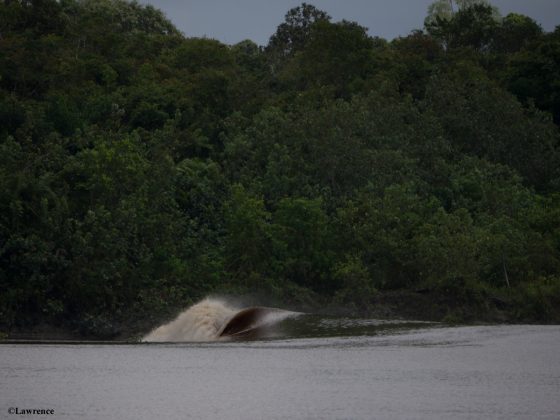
[1,322,559,419]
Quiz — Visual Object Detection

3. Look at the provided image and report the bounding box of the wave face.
[142,298,297,342]
[143,299,236,342]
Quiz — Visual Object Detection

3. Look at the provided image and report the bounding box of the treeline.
[1,0,559,336]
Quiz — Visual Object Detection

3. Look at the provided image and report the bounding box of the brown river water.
[1,318,559,419]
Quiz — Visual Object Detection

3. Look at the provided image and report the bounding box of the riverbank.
[2,286,559,341]
[326,287,560,325]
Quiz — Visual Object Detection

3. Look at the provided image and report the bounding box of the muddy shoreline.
[2,289,558,341]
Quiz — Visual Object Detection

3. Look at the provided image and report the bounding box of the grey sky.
[140,0,560,46]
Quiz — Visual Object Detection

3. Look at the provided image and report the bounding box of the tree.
[424,68,560,190]
[506,29,560,125]
[283,20,377,97]
[266,3,330,62]
[391,30,443,99]
[2,0,560,332]
[425,0,454,26]
[493,13,543,53]
[272,197,333,293]
[223,185,274,288]
[0,0,68,36]
[425,0,499,26]
[425,2,500,51]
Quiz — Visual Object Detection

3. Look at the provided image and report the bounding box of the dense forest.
[1,0,560,338]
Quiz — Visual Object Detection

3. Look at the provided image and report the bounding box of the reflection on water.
[1,321,560,420]
[275,314,435,340]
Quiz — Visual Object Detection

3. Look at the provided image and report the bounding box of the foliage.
[266,3,331,60]
[425,1,500,24]
[1,0,560,334]
[426,3,499,51]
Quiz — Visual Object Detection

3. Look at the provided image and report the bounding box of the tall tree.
[425,0,499,26]
[266,3,330,59]
[493,13,542,53]
[426,3,499,51]
[280,20,378,97]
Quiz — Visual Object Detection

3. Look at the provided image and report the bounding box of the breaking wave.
[142,298,298,342]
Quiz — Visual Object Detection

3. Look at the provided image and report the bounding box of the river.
[1,322,559,419]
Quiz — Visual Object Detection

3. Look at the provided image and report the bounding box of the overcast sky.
[139,0,560,46]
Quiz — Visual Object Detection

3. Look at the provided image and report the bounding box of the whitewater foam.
[142,299,236,342]
[142,298,299,342]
